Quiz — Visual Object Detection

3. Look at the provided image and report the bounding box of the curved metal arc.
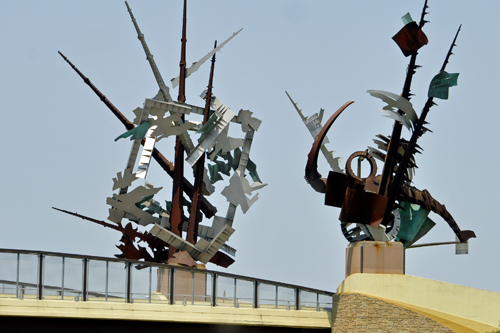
[399,184,476,243]
[305,100,354,193]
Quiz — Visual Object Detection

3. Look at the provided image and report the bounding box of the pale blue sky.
[1,1,498,293]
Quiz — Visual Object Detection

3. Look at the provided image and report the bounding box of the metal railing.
[0,248,333,311]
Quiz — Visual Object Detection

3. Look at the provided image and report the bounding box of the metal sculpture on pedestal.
[293,0,475,249]
[54,1,266,268]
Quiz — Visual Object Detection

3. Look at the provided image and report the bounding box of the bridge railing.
[0,249,333,311]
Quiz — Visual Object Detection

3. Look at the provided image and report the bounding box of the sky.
[1,1,499,294]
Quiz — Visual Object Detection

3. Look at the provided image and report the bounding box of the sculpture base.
[345,241,404,277]
[157,265,208,302]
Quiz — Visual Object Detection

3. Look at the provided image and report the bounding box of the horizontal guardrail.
[0,248,333,311]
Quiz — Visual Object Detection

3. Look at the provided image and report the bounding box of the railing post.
[253,280,258,308]
[169,268,175,305]
[233,278,238,308]
[61,257,65,300]
[38,254,44,300]
[105,261,109,301]
[148,266,152,304]
[211,273,217,306]
[295,288,300,310]
[275,285,278,309]
[82,258,88,302]
[126,262,132,303]
[16,253,20,298]
[191,271,195,305]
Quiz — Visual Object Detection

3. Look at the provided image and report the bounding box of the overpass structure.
[0,248,499,333]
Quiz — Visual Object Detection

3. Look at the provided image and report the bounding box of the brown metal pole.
[383,27,464,235]
[57,51,217,218]
[187,41,217,244]
[169,0,188,258]
[378,0,429,199]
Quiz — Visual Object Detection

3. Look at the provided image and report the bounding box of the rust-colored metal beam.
[57,51,217,219]
[52,207,234,267]
[383,27,472,242]
[169,0,189,259]
[305,100,354,193]
[187,41,217,244]
[399,185,475,242]
[378,0,430,198]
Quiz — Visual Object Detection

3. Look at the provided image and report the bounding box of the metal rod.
[233,278,238,308]
[105,261,109,301]
[38,254,44,300]
[360,246,364,273]
[253,280,258,308]
[275,285,278,309]
[148,266,152,303]
[187,40,217,244]
[61,257,65,300]
[408,241,461,249]
[126,262,132,303]
[211,273,217,306]
[383,27,463,232]
[15,253,19,298]
[378,0,429,199]
[82,258,88,302]
[168,0,188,258]
[169,268,175,305]
[125,1,172,102]
[295,288,300,311]
[57,52,217,219]
[191,271,195,305]
[357,157,361,178]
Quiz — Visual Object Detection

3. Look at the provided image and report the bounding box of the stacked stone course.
[331,293,455,333]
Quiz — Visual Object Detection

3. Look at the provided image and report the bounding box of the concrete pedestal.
[157,266,208,302]
[345,241,404,277]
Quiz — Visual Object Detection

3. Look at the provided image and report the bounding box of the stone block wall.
[331,293,455,333]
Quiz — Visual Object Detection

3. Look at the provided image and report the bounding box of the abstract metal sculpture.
[54,1,266,268]
[296,0,475,248]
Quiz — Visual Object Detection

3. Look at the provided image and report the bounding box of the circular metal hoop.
[345,150,377,182]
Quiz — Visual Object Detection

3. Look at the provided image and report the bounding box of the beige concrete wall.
[0,298,332,329]
[337,273,500,333]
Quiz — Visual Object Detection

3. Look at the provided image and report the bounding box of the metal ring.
[345,150,377,182]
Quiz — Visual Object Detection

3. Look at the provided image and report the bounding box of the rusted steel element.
[323,150,387,227]
[392,21,428,57]
[345,150,377,182]
[52,207,164,261]
[305,104,388,227]
[325,172,355,208]
[125,1,172,103]
[187,41,217,244]
[58,51,134,130]
[398,185,476,243]
[177,0,188,104]
[382,26,462,227]
[58,51,217,219]
[305,100,354,193]
[339,187,388,227]
[168,133,185,259]
[52,207,234,267]
[377,0,430,197]
[169,0,189,259]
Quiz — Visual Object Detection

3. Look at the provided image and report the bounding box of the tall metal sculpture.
[296,0,475,248]
[55,1,266,268]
